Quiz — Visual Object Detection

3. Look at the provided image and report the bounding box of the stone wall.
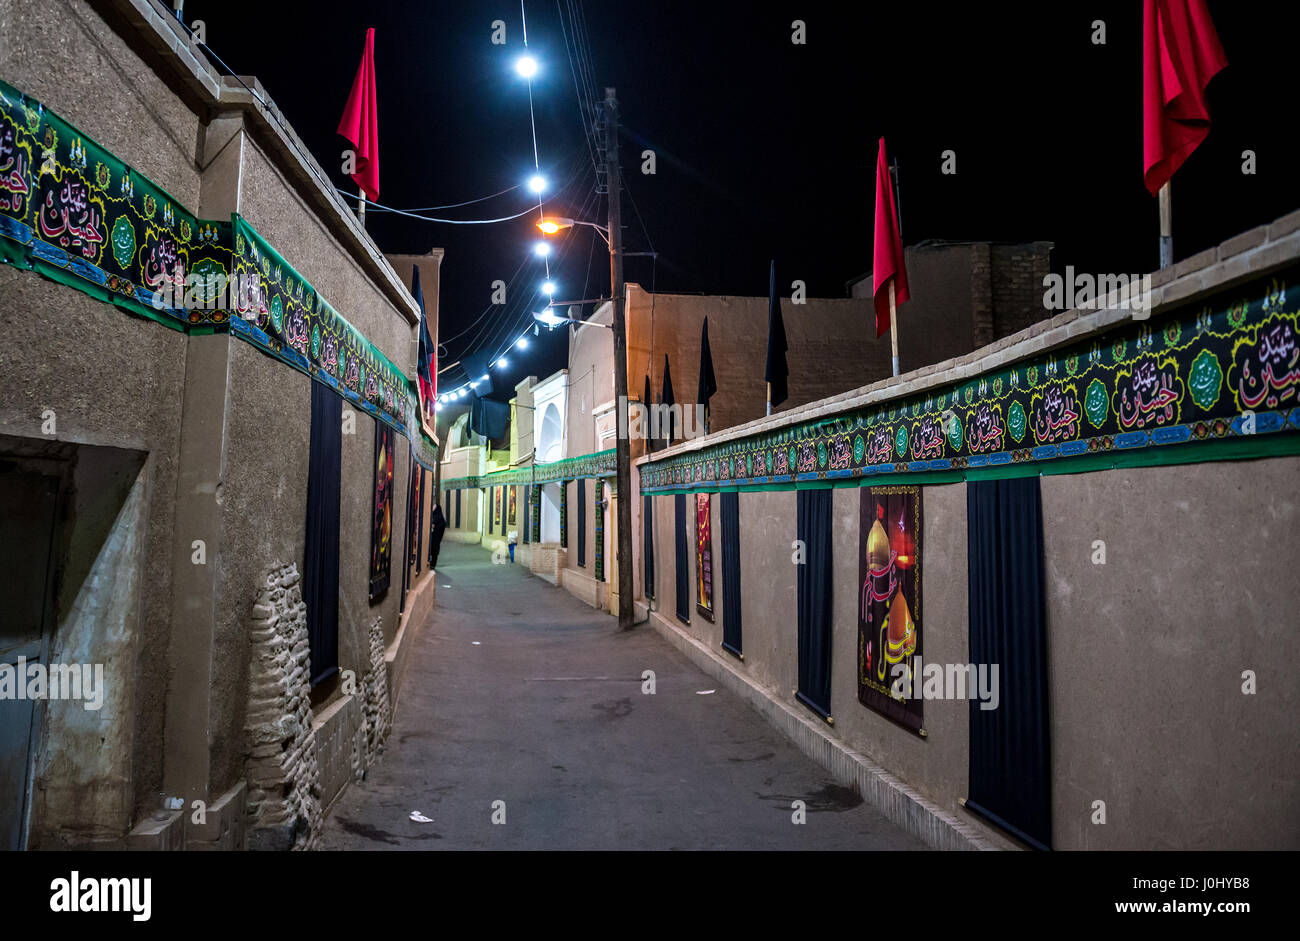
[363,615,392,766]
[991,242,1054,340]
[244,562,322,852]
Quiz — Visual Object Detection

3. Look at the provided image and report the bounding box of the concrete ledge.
[389,569,435,712]
[645,609,1003,851]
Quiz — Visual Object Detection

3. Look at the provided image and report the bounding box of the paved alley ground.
[317,542,924,851]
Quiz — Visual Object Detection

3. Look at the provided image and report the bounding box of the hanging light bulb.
[516,336,528,350]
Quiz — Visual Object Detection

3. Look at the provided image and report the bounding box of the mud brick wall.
[244,563,322,851]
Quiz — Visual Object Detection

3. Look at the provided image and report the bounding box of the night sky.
[184,0,1300,399]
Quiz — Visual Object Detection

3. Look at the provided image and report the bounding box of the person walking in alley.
[428,500,447,570]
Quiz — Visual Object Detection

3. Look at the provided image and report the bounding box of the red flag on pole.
[872,137,909,339]
[1142,0,1228,196]
[338,27,380,201]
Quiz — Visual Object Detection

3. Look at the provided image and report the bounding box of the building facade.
[0,0,440,850]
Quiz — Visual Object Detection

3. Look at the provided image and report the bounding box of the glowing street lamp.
[515,55,538,79]
[533,242,551,258]
[528,174,547,194]
[541,281,556,296]
[516,336,529,349]
[496,357,509,369]
[536,216,610,246]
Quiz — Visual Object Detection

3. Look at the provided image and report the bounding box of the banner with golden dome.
[695,493,714,620]
[859,486,923,734]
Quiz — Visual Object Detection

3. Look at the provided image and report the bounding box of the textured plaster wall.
[645,459,1299,850]
[211,343,311,794]
[0,268,186,823]
[0,0,201,820]
[1042,457,1300,850]
[0,0,202,209]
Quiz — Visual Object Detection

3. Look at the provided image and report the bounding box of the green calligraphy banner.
[640,269,1300,492]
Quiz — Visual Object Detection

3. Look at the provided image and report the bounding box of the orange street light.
[537,216,609,245]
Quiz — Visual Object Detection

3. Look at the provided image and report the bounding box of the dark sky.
[185,0,1300,399]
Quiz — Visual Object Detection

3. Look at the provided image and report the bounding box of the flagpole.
[889,157,903,377]
[1158,181,1172,268]
[357,191,366,228]
[766,382,772,417]
[889,280,900,377]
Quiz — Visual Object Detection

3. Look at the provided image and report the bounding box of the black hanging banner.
[966,477,1052,851]
[577,478,587,566]
[560,482,568,548]
[414,467,424,575]
[719,490,742,658]
[305,381,341,686]
[796,488,833,719]
[643,494,655,600]
[368,421,394,603]
[674,493,690,623]
[455,488,462,528]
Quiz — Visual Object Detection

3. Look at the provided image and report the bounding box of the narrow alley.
[317,542,923,850]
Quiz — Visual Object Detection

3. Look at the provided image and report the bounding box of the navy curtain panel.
[577,479,587,566]
[304,380,341,687]
[399,448,414,615]
[674,493,689,623]
[415,468,424,574]
[455,489,461,528]
[720,490,742,658]
[796,488,833,718]
[643,494,655,599]
[966,477,1052,851]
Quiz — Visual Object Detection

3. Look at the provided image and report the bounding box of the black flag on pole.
[765,259,789,409]
[662,354,676,446]
[644,374,654,453]
[697,316,717,433]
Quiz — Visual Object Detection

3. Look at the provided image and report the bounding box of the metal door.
[0,470,60,851]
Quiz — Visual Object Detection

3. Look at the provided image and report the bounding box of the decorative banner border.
[640,269,1300,493]
[442,448,617,490]
[231,215,409,434]
[0,77,437,460]
[0,78,230,332]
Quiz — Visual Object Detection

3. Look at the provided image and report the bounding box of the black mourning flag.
[644,374,654,453]
[765,259,789,408]
[662,354,676,445]
[697,316,717,432]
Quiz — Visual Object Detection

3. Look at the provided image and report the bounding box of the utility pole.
[605,87,633,632]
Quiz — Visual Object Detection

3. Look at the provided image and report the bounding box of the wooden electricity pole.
[605,87,634,631]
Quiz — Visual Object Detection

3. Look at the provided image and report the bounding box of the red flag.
[338,27,380,201]
[1142,0,1228,196]
[872,137,909,338]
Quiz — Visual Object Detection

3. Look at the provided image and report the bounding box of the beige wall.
[0,0,430,842]
[642,458,1300,850]
[0,0,201,828]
